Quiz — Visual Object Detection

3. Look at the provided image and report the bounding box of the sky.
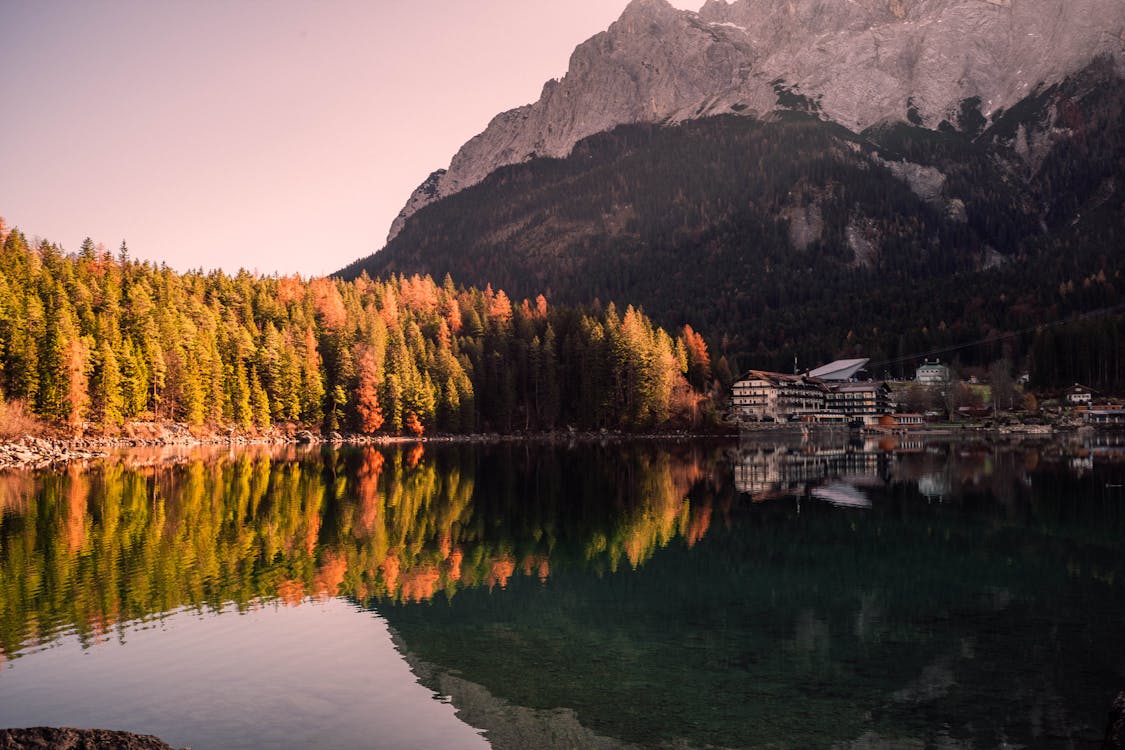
[1,0,700,277]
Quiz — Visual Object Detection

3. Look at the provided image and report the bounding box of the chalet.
[1064,384,1096,405]
[915,360,950,386]
[732,370,827,423]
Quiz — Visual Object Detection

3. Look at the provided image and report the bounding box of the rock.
[386,169,447,247]
[0,726,180,750]
[386,0,1125,242]
[782,201,824,251]
[294,430,316,444]
[874,156,946,205]
[1106,691,1125,750]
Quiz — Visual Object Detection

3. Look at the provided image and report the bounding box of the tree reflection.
[0,442,726,660]
[6,437,1115,669]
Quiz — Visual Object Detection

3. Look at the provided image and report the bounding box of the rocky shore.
[0,437,107,471]
[0,423,733,471]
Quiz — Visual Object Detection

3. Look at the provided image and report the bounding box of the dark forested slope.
[342,61,1125,384]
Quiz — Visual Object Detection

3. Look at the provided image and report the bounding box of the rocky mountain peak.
[385,0,1125,244]
[618,0,681,22]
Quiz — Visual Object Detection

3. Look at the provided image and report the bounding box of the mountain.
[345,0,1125,381]
[384,0,1124,242]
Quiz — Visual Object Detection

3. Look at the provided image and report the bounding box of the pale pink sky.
[1,0,699,276]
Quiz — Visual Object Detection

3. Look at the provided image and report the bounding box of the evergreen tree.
[93,341,124,426]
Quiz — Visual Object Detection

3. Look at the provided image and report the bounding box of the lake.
[0,436,1122,749]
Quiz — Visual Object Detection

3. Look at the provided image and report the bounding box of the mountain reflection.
[0,442,725,661]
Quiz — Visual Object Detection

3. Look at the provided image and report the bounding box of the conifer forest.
[0,223,715,435]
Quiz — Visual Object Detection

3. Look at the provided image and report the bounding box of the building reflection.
[732,434,894,502]
[733,431,1125,507]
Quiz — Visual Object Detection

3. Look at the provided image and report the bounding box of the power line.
[870,303,1125,369]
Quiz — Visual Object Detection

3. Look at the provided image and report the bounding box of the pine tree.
[250,367,271,431]
[300,327,325,425]
[93,341,124,426]
[231,359,253,431]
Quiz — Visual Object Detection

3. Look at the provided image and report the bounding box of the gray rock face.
[386,0,1125,243]
[387,169,446,250]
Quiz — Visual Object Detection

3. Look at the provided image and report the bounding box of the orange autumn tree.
[355,346,384,433]
[679,324,712,391]
[64,336,90,429]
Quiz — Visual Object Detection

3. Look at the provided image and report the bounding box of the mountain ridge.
[385,0,1125,242]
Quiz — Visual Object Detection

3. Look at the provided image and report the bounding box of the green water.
[0,438,1122,749]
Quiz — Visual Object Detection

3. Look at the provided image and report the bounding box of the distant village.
[731,358,1125,431]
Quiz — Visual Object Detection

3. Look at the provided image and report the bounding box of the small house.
[1064,384,1096,406]
[915,360,950,386]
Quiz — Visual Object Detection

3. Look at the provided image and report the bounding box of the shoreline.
[0,426,738,471]
[1,418,1114,472]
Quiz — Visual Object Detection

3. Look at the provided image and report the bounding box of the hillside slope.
[341,60,1125,377]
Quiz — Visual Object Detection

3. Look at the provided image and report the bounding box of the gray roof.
[831,381,887,393]
[807,358,870,381]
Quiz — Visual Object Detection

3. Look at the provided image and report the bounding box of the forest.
[0,220,715,436]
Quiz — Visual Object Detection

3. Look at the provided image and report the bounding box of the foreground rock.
[1107,691,1125,749]
[0,727,181,750]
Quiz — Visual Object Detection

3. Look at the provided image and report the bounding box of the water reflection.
[382,436,1125,750]
[733,431,1125,512]
[0,437,1122,750]
[0,442,726,662]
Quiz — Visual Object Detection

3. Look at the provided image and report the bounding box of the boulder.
[0,726,180,750]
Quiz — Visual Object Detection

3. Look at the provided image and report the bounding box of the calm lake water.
[0,436,1122,749]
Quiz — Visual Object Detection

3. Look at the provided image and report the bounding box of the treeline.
[0,222,715,434]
